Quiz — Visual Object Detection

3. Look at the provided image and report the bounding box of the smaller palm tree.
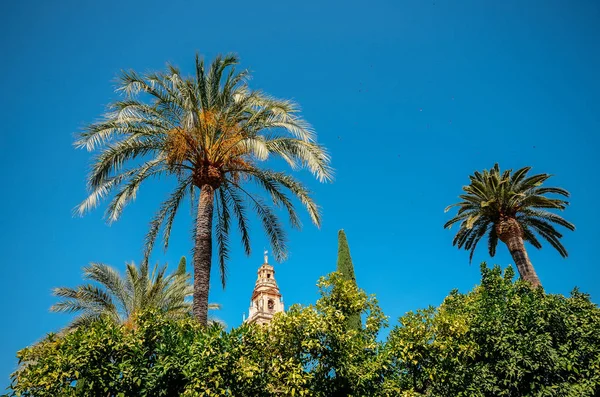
[444,164,575,287]
[51,257,220,330]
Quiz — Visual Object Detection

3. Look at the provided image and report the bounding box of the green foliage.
[386,264,600,396]
[336,229,361,331]
[10,273,386,397]
[50,260,193,331]
[10,267,600,396]
[267,272,388,396]
[336,230,357,285]
[444,164,575,261]
[177,256,187,275]
[50,259,221,331]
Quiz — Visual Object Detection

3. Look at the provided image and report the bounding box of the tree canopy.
[11,265,600,396]
[445,164,575,286]
[75,54,332,323]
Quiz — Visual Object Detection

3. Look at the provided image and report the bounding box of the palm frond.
[521,223,542,250]
[245,168,321,228]
[246,171,302,230]
[487,227,499,257]
[263,137,333,183]
[214,190,231,287]
[221,183,252,256]
[83,263,130,311]
[227,179,287,261]
[467,222,489,263]
[88,136,164,189]
[50,259,199,331]
[144,177,192,262]
[75,159,165,216]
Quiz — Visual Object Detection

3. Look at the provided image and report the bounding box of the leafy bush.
[385,265,600,396]
[9,266,600,396]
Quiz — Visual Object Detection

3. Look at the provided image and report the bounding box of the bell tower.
[245,251,284,325]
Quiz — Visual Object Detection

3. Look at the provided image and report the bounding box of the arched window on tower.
[267,299,274,311]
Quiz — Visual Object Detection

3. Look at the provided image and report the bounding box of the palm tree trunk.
[193,185,215,324]
[496,218,542,288]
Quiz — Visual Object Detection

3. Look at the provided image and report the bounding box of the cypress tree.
[336,229,361,330]
[177,256,187,275]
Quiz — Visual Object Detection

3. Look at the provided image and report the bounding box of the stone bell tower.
[245,251,284,325]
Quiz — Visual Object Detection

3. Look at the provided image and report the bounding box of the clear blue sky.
[1,0,599,386]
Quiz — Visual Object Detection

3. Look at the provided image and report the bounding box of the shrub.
[9,266,600,396]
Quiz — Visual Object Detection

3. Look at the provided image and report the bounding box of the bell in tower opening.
[245,251,284,325]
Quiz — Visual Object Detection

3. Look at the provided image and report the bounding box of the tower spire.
[245,253,284,325]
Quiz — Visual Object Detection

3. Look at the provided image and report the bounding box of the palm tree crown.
[444,164,575,286]
[75,54,332,323]
[50,258,218,330]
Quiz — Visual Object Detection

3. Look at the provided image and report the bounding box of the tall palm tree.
[444,164,575,287]
[75,54,332,324]
[51,257,220,330]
